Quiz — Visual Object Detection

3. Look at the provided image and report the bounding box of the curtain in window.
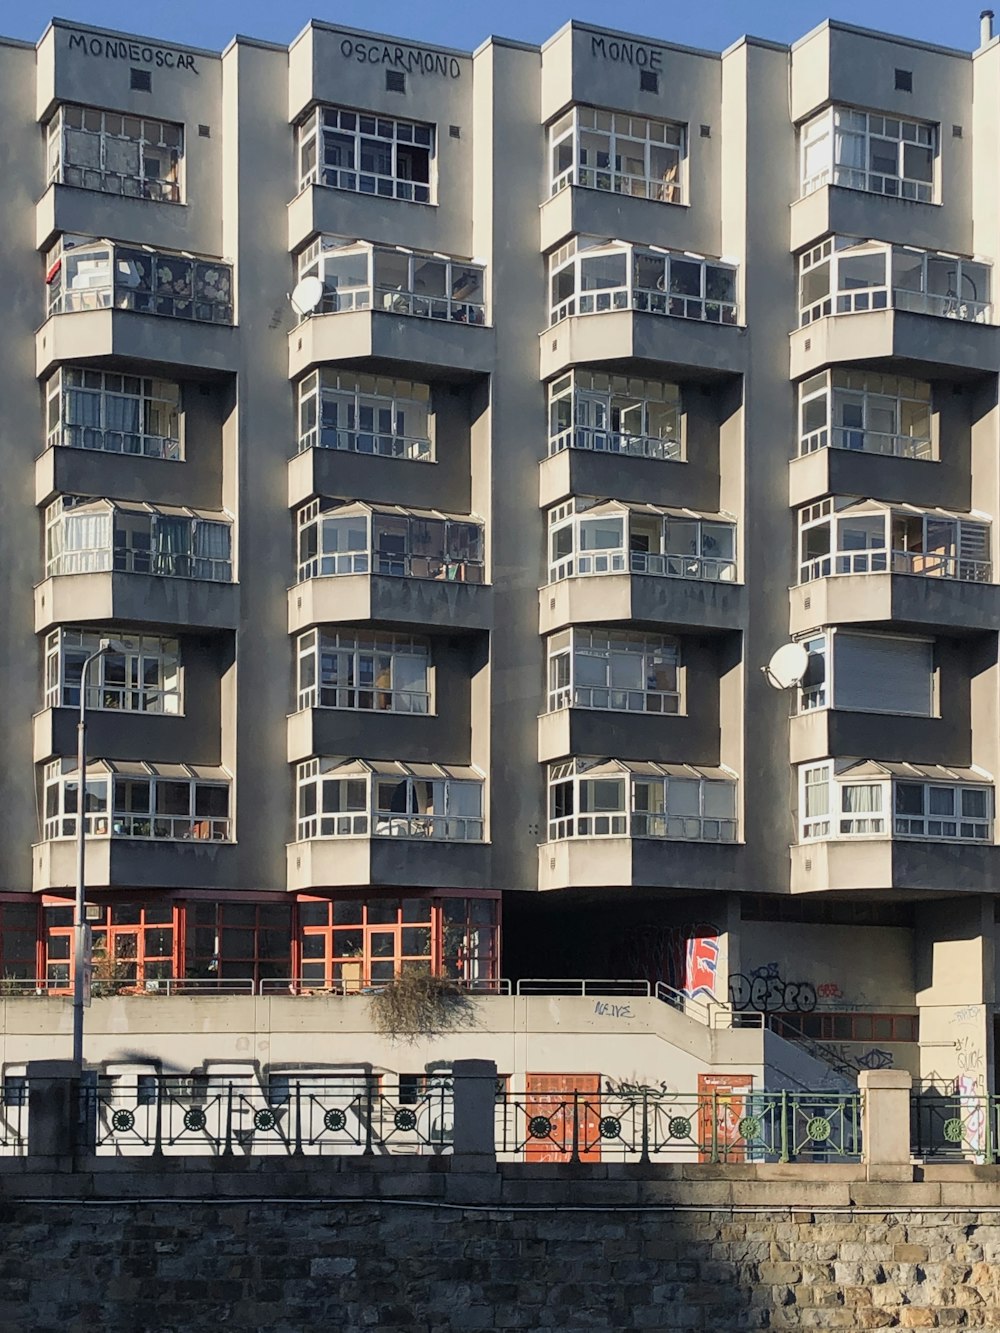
[104,393,141,434]
[153,515,191,576]
[192,521,231,579]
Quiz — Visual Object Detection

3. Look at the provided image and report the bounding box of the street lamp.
[73,637,128,1071]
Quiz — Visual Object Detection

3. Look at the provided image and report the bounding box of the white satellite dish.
[290,276,324,317]
[762,642,810,690]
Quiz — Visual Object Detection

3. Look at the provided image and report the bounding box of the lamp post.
[72,638,127,1071]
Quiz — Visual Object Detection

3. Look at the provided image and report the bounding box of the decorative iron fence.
[497,1088,861,1164]
[911,1093,996,1163]
[84,1076,454,1157]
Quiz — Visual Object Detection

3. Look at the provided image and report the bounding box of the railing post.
[451,1059,497,1163]
[779,1089,790,1164]
[570,1089,581,1164]
[223,1081,234,1156]
[858,1070,913,1180]
[640,1090,650,1164]
[153,1075,164,1155]
[293,1080,303,1156]
[363,1078,375,1157]
[709,1090,719,1164]
[26,1060,80,1163]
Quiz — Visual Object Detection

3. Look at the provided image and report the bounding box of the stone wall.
[4,1160,1000,1331]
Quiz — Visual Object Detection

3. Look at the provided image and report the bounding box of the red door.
[524,1073,602,1161]
[697,1072,753,1162]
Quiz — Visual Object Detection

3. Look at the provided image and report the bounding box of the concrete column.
[26,1059,79,1162]
[451,1058,497,1161]
[859,1069,913,1181]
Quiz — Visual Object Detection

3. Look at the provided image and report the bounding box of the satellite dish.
[290,276,324,316]
[762,642,810,690]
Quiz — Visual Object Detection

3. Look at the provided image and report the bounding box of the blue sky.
[1,1,987,55]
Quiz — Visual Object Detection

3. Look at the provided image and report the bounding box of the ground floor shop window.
[184,901,292,983]
[296,893,500,988]
[45,901,176,989]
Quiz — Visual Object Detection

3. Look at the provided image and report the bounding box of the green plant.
[90,941,136,997]
[367,971,478,1044]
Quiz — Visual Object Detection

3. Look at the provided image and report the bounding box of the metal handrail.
[515,979,651,997]
[258,977,512,997]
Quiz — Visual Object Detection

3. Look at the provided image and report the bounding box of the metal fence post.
[779,1089,790,1164]
[293,1081,303,1156]
[710,1089,719,1165]
[640,1090,650,1164]
[153,1075,164,1155]
[223,1081,234,1156]
[570,1090,581,1163]
[363,1079,374,1157]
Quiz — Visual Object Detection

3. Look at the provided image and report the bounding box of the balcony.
[542,237,744,381]
[540,758,739,891]
[289,239,493,380]
[792,239,998,381]
[792,499,997,635]
[289,758,489,890]
[37,498,237,633]
[791,760,999,893]
[38,237,236,378]
[290,501,490,634]
[34,758,235,892]
[541,499,741,635]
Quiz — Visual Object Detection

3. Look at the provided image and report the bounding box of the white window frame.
[296,237,485,325]
[42,761,230,842]
[800,106,936,203]
[548,236,737,328]
[546,498,736,584]
[45,628,182,715]
[296,629,431,714]
[297,106,434,203]
[548,106,685,202]
[46,367,182,461]
[546,628,681,715]
[798,237,992,327]
[47,104,183,202]
[297,370,432,461]
[796,629,935,718]
[295,500,484,584]
[45,497,233,582]
[797,498,991,584]
[798,369,933,461]
[799,763,993,843]
[547,370,682,461]
[295,759,484,842]
[547,759,736,843]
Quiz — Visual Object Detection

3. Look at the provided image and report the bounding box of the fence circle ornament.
[806,1115,831,1142]
[599,1115,622,1140]
[323,1107,347,1133]
[943,1117,965,1144]
[253,1109,276,1132]
[111,1108,135,1133]
[528,1114,553,1139]
[737,1115,761,1142]
[393,1108,418,1132]
[668,1116,692,1139]
[183,1107,207,1132]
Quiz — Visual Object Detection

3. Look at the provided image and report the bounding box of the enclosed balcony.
[791,498,997,635]
[38,235,236,378]
[539,757,739,891]
[289,237,493,379]
[288,758,489,890]
[541,498,741,635]
[34,758,235,892]
[791,759,1000,894]
[540,370,700,509]
[542,236,743,381]
[791,239,997,380]
[290,500,490,634]
[37,497,237,633]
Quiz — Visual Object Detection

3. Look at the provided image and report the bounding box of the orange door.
[524,1073,602,1162]
[697,1073,754,1163]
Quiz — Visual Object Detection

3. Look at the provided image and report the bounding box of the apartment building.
[0,11,999,1089]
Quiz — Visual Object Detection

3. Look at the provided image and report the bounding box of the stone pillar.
[859,1069,913,1181]
[451,1058,497,1161]
[26,1059,79,1164]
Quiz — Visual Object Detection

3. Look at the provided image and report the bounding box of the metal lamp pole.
[72,639,123,1071]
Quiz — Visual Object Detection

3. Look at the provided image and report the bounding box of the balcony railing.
[800,426,933,461]
[547,811,736,842]
[46,239,233,324]
[548,424,682,461]
[800,549,991,584]
[298,812,484,843]
[550,548,736,584]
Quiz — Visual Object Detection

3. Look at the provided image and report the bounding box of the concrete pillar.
[451,1058,497,1160]
[26,1059,79,1161]
[859,1069,913,1180]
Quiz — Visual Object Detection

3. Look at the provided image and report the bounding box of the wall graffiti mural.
[618,922,720,999]
[728,963,817,1014]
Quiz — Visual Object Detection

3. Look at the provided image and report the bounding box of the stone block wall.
[3,1160,1000,1330]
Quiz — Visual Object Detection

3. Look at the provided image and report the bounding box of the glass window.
[297,629,431,713]
[42,762,230,843]
[49,105,183,202]
[298,106,434,203]
[546,761,736,843]
[800,106,936,202]
[549,107,685,202]
[48,368,182,460]
[45,628,181,714]
[798,369,932,460]
[546,628,680,714]
[547,370,682,461]
[298,370,431,460]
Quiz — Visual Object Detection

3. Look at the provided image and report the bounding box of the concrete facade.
[3,13,1000,1094]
